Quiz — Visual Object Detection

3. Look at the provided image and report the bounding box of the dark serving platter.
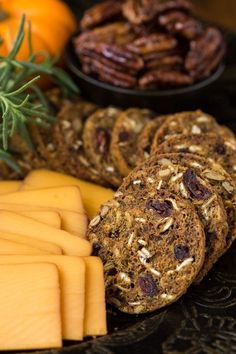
[28,2,236,353]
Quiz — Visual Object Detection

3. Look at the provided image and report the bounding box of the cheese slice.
[0,211,91,256]
[84,257,107,337]
[17,210,61,229]
[22,169,114,219]
[60,210,87,237]
[0,186,85,213]
[0,203,86,237]
[0,256,85,341]
[0,231,62,255]
[0,263,62,350]
[0,238,51,255]
[0,180,21,194]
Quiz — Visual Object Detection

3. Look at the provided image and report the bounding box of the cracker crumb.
[135,218,146,223]
[133,180,142,185]
[62,120,71,129]
[204,170,225,181]
[90,215,101,227]
[191,125,201,134]
[100,205,110,217]
[128,232,135,247]
[166,198,179,211]
[160,217,173,233]
[159,169,171,177]
[129,302,141,306]
[138,247,152,259]
[196,115,210,123]
[175,144,187,150]
[170,172,183,183]
[190,161,203,168]
[114,191,123,198]
[138,239,147,246]
[189,145,203,153]
[156,180,163,190]
[149,268,161,277]
[106,166,115,173]
[118,272,131,284]
[161,293,174,300]
[179,182,189,198]
[222,181,234,193]
[147,177,155,183]
[225,141,236,150]
[176,257,194,271]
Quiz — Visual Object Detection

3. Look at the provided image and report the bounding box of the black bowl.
[65,39,225,114]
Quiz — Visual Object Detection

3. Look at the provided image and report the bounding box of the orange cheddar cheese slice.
[0,180,21,194]
[0,238,52,255]
[0,185,85,213]
[22,169,114,219]
[0,231,62,255]
[0,203,87,237]
[84,257,107,337]
[17,210,61,229]
[0,211,91,256]
[0,263,62,350]
[0,256,86,341]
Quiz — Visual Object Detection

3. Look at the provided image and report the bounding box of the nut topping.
[90,215,101,227]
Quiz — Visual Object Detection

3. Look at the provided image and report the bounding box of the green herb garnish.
[0,15,78,171]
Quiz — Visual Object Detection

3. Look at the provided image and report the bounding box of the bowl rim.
[65,39,225,97]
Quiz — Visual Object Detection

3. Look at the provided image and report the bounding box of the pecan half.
[127,34,177,56]
[158,11,203,39]
[185,27,223,72]
[84,57,137,88]
[77,41,144,71]
[122,0,158,25]
[80,1,122,29]
[75,22,136,47]
[155,0,193,16]
[80,52,136,76]
[139,68,193,88]
[146,54,183,70]
[190,44,225,80]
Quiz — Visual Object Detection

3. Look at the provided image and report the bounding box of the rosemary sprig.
[0,15,78,170]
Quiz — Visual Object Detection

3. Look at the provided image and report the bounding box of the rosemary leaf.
[0,149,21,173]
[0,14,79,172]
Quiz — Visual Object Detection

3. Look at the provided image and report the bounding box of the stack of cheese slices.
[0,169,114,351]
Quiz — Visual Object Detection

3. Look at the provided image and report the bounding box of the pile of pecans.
[74,0,225,90]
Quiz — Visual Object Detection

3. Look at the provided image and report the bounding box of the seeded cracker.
[151,110,234,151]
[88,189,205,314]
[136,115,169,164]
[83,107,123,187]
[157,133,236,181]
[120,155,228,284]
[110,108,153,177]
[139,153,236,282]
[53,99,107,185]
